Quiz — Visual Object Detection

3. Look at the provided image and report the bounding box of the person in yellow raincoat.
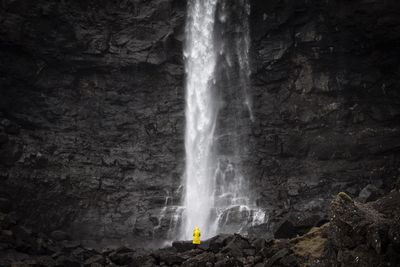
[193,226,201,245]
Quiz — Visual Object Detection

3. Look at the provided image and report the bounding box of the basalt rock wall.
[0,0,187,246]
[0,0,399,245]
[248,0,400,237]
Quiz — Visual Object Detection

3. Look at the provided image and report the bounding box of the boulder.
[172,240,194,252]
[109,251,135,265]
[251,238,266,253]
[220,234,250,258]
[274,217,316,239]
[207,234,233,253]
[152,247,185,265]
[357,184,382,203]
[214,256,243,267]
[265,248,289,267]
[328,191,400,266]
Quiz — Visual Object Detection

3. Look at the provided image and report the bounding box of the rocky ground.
[1,190,398,267]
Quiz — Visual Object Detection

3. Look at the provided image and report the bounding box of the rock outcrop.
[1,192,399,266]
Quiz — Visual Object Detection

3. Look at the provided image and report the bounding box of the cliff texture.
[0,0,399,245]
[0,0,187,245]
[248,0,400,238]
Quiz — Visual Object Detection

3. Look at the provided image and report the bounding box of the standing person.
[193,226,201,246]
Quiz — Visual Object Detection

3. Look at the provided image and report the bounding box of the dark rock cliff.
[247,0,400,237]
[0,0,187,245]
[0,0,400,246]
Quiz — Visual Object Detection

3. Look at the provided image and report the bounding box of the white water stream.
[156,0,267,242]
[180,0,219,239]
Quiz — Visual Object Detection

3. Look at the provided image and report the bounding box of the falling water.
[173,0,266,241]
[180,0,219,240]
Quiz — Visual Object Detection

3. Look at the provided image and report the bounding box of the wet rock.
[182,251,215,266]
[206,234,233,253]
[0,0,399,249]
[274,214,322,239]
[251,238,266,253]
[265,248,289,267]
[214,256,243,267]
[129,249,155,267]
[274,220,298,239]
[220,234,251,258]
[357,184,382,203]
[109,251,135,266]
[0,191,397,267]
[327,191,400,266]
[279,254,299,266]
[172,240,194,252]
[153,247,185,265]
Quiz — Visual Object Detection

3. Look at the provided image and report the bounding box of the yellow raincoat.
[192,226,201,245]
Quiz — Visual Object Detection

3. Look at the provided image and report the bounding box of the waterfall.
[180,0,219,240]
[175,0,266,241]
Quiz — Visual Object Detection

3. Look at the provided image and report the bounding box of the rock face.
[247,0,400,237]
[0,0,400,245]
[0,192,398,266]
[327,191,400,266]
[0,0,186,245]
